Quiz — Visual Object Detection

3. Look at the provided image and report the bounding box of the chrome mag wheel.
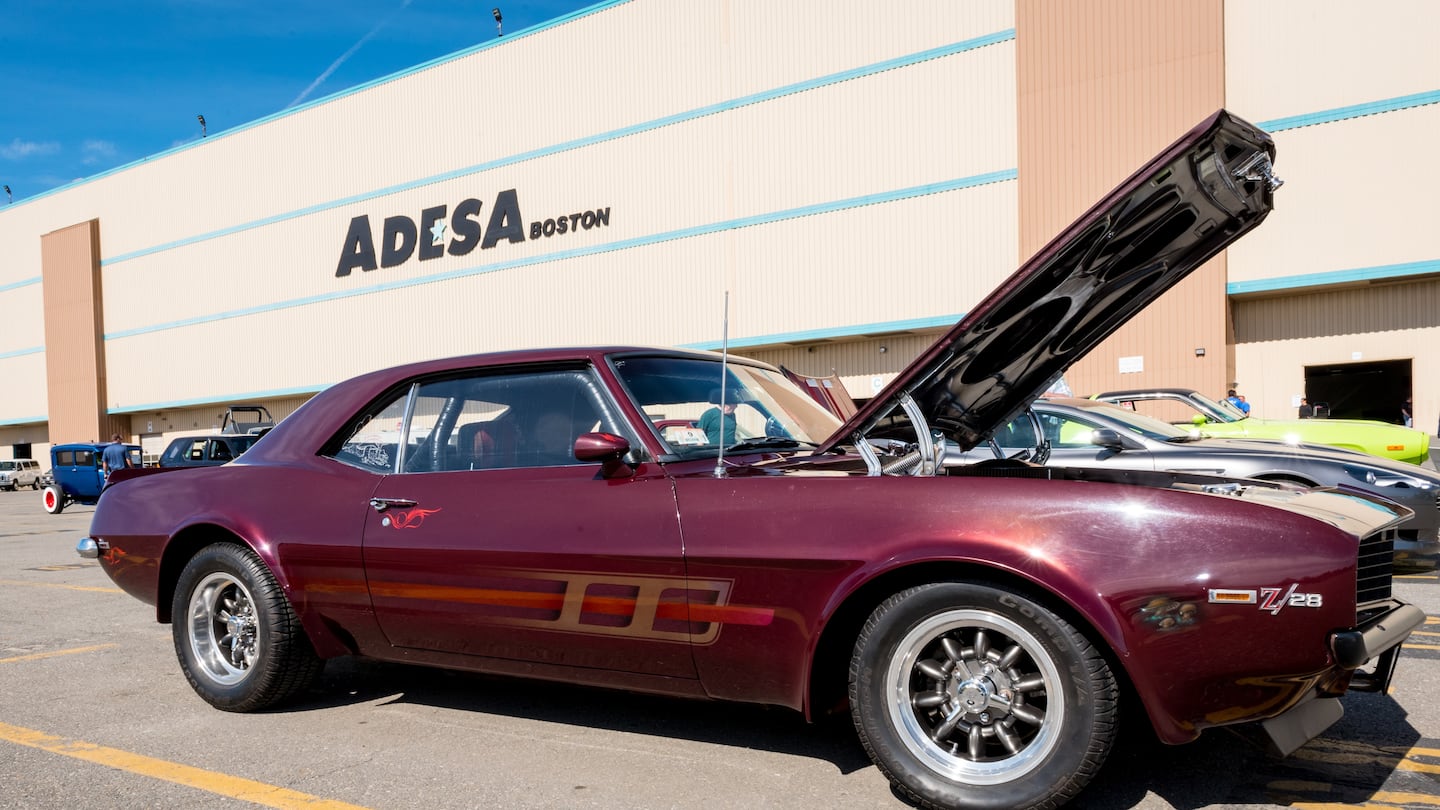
[187,571,262,686]
[886,609,1062,785]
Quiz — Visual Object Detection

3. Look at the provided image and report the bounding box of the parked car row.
[959,397,1440,565]
[1093,387,1430,465]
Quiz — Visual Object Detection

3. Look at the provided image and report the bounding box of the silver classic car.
[971,397,1440,562]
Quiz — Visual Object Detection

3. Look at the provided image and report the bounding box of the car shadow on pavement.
[277,656,1422,807]
[287,656,877,775]
[1081,689,1421,808]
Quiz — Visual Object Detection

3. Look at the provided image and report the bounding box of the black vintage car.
[157,434,261,468]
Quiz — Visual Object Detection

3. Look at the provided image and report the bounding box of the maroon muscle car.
[79,111,1422,810]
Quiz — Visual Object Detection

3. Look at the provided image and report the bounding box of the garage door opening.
[1304,359,1411,423]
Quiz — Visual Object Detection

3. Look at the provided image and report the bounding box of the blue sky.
[0,1,594,203]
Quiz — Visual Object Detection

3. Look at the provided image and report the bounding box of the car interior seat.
[457,418,519,470]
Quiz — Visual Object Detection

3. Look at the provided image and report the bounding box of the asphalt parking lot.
[4,487,1440,810]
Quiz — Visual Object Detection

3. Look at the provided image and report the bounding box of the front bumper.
[1330,601,1424,687]
[1260,601,1422,757]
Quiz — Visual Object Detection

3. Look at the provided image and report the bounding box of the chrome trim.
[76,537,99,559]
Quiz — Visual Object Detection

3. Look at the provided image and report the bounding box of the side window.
[188,440,207,461]
[75,450,96,467]
[56,450,75,466]
[331,390,411,473]
[440,370,618,472]
[1048,415,1102,448]
[327,368,622,474]
[209,440,233,462]
[994,414,1039,454]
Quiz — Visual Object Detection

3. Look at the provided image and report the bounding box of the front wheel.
[41,485,66,514]
[172,543,323,712]
[850,582,1117,810]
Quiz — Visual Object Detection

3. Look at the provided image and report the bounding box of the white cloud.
[288,0,414,108]
[81,140,118,165]
[1,138,61,160]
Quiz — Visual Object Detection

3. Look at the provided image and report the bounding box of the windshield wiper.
[727,436,815,451]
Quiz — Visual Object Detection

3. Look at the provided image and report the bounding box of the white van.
[0,458,41,490]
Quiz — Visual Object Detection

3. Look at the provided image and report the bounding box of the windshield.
[611,355,843,459]
[1187,391,1245,422]
[0,461,14,471]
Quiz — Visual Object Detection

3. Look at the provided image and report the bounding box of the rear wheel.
[172,544,323,712]
[41,485,65,514]
[850,582,1117,810]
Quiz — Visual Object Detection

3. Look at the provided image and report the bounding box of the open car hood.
[815,110,1280,465]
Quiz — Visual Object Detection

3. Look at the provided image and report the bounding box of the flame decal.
[386,507,442,529]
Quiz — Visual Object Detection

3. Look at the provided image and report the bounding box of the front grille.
[1357,529,1396,608]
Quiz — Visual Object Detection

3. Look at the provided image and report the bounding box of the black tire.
[31,479,40,490]
[850,582,1117,810]
[172,543,323,712]
[41,485,65,514]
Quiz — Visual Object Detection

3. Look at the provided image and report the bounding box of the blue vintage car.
[42,441,142,514]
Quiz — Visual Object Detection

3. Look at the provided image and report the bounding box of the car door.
[358,366,694,678]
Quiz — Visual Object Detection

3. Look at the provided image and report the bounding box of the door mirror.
[574,432,634,477]
[1089,428,1128,451]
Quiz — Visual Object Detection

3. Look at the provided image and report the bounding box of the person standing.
[700,390,739,446]
[1401,397,1412,427]
[1225,389,1250,415]
[101,433,133,480]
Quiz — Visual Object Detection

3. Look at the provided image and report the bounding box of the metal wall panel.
[1016,0,1228,399]
[1225,105,1439,286]
[1225,0,1440,120]
[91,6,1019,408]
[0,283,47,425]
[1233,279,1440,426]
[39,220,125,442]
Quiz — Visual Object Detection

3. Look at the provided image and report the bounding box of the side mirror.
[1191,414,1207,426]
[1089,428,1127,451]
[573,432,634,478]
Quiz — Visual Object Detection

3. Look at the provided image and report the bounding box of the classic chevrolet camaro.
[80,112,1423,810]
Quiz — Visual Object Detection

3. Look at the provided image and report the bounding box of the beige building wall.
[40,220,126,444]
[1224,1,1439,430]
[1015,0,1228,401]
[1232,280,1440,428]
[87,1,1018,412]
[2,0,1433,450]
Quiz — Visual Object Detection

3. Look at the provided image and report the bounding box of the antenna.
[713,291,729,478]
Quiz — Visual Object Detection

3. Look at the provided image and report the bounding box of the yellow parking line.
[1404,643,1440,651]
[0,644,116,664]
[1369,792,1440,807]
[0,578,121,594]
[0,721,370,810]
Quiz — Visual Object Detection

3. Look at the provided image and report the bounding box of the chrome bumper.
[76,536,99,559]
[1330,601,1424,691]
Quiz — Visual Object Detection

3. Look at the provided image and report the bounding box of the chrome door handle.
[370,497,418,512]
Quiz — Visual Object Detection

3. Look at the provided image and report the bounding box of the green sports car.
[1093,388,1430,465]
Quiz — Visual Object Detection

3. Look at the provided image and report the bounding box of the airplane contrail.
[287,0,415,109]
